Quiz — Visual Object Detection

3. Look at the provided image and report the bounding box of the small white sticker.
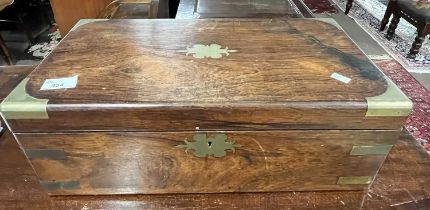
[40,75,78,90]
[331,73,351,84]
[367,54,391,60]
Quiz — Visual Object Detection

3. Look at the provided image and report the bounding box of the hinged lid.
[0,19,412,132]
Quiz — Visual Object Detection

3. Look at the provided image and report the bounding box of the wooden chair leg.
[407,25,429,59]
[0,34,13,65]
[16,14,35,44]
[380,0,395,31]
[385,13,400,40]
[345,0,354,15]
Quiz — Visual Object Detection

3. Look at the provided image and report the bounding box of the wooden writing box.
[0,19,412,195]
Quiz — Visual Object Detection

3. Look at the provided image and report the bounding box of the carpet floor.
[302,0,338,13]
[376,60,430,154]
[27,28,61,59]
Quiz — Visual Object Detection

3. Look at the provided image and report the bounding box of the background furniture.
[0,0,53,64]
[176,0,308,19]
[49,0,112,36]
[0,0,23,65]
[0,0,11,64]
[169,0,180,17]
[0,31,13,65]
[50,0,168,36]
[380,0,430,59]
[100,0,168,19]
[345,0,353,14]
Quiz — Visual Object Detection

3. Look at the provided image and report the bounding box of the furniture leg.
[386,14,400,40]
[380,0,395,31]
[407,25,429,59]
[345,0,353,15]
[16,13,35,44]
[0,34,13,65]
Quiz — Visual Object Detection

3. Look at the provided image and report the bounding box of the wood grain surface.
[17,130,399,195]
[5,19,406,132]
[28,19,386,103]
[1,131,429,209]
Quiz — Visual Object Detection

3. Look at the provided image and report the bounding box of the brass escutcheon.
[176,133,241,158]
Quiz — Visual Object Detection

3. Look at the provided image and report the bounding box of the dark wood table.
[345,0,354,14]
[1,130,429,209]
[176,0,313,19]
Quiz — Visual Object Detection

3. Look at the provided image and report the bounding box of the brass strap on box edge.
[0,78,49,119]
[365,76,413,117]
[350,145,393,156]
[337,176,373,185]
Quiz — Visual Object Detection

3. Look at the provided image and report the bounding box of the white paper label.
[40,75,78,90]
[367,54,391,60]
[330,73,351,84]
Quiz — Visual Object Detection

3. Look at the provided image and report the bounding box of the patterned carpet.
[28,29,61,58]
[302,0,338,13]
[376,60,430,154]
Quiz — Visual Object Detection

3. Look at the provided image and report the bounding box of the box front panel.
[17,130,399,195]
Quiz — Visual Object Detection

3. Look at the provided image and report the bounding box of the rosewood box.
[0,19,412,195]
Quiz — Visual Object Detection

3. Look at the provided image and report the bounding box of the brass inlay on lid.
[0,78,49,119]
[337,176,373,185]
[184,44,237,59]
[365,76,413,117]
[350,145,393,156]
[176,133,241,158]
